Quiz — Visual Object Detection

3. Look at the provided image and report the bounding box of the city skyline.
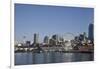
[15,4,94,43]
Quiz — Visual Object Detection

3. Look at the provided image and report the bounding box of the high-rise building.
[44,36,49,44]
[52,34,58,41]
[26,41,31,46]
[88,23,94,41]
[34,33,39,44]
[79,34,84,41]
[74,36,79,41]
[49,39,55,45]
[83,32,88,41]
[52,34,59,45]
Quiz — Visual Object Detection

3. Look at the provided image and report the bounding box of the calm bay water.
[15,52,94,65]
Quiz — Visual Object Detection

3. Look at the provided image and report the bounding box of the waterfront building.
[58,36,64,45]
[75,36,79,41]
[52,34,59,45]
[82,32,88,43]
[26,41,31,46]
[44,36,49,44]
[75,32,87,43]
[34,33,39,44]
[64,40,73,51]
[88,23,94,41]
[79,34,84,41]
[52,34,58,40]
[17,43,23,47]
[49,39,55,45]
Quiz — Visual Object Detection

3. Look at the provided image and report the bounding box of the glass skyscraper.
[88,23,94,41]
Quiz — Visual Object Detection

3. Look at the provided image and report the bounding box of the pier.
[15,45,93,53]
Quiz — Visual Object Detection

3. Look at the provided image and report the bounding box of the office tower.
[26,41,31,46]
[83,32,86,38]
[83,32,88,41]
[52,34,59,45]
[79,34,84,41]
[58,36,64,45]
[88,23,94,41]
[44,36,49,44]
[49,39,55,45]
[74,36,79,41]
[52,34,59,41]
[34,33,39,44]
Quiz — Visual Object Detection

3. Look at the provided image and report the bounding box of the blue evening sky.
[15,4,94,43]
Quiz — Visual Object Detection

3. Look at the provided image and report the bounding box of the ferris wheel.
[62,32,75,41]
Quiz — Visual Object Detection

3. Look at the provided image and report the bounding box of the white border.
[0,0,10,69]
[11,0,95,69]
[11,0,14,68]
[14,0,95,8]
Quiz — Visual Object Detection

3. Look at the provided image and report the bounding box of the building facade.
[34,33,39,44]
[44,36,49,44]
[88,23,94,41]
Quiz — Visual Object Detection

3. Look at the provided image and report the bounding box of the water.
[15,52,94,65]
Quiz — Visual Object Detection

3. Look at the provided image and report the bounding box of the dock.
[15,46,93,53]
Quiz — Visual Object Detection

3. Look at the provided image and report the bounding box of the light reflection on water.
[15,52,93,65]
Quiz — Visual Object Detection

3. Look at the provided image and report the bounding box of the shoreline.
[15,50,93,53]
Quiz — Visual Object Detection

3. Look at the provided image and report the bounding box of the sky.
[15,4,94,43]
